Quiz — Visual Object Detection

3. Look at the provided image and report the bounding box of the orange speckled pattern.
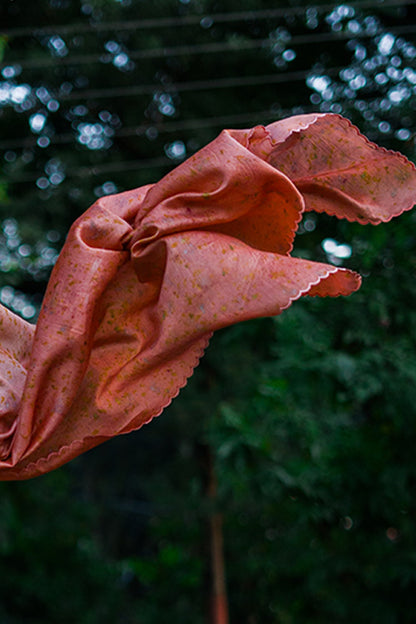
[0,113,415,480]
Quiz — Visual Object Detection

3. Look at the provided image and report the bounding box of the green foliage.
[0,471,132,623]
[197,209,416,623]
[0,182,8,203]
[0,37,7,63]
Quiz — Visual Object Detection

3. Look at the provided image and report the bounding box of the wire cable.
[3,24,416,71]
[0,65,343,149]
[2,0,416,38]
[56,66,343,102]
[0,108,290,150]
[2,105,317,180]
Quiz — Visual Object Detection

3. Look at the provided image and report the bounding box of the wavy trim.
[272,113,416,225]
[10,333,213,479]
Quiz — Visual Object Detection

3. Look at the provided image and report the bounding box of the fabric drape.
[0,113,415,480]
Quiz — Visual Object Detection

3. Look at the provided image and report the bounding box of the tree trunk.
[206,445,229,624]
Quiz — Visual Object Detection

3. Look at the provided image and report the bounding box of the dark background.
[1,1,416,622]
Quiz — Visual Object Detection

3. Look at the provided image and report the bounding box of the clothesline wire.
[0,108,284,150]
[0,65,344,151]
[1,2,414,172]
[51,65,345,102]
[3,24,416,71]
[15,156,175,183]
[2,0,415,37]
[3,105,318,180]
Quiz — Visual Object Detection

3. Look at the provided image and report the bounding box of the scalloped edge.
[276,113,416,225]
[6,332,213,480]
[280,264,362,313]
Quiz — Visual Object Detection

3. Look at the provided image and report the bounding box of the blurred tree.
[0,0,416,622]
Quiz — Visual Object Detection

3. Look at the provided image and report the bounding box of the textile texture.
[0,113,415,480]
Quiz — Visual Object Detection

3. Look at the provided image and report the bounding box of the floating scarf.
[1,113,415,480]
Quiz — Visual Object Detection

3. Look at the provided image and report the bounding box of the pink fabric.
[0,113,415,480]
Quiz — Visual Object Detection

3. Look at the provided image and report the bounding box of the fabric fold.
[0,113,414,480]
